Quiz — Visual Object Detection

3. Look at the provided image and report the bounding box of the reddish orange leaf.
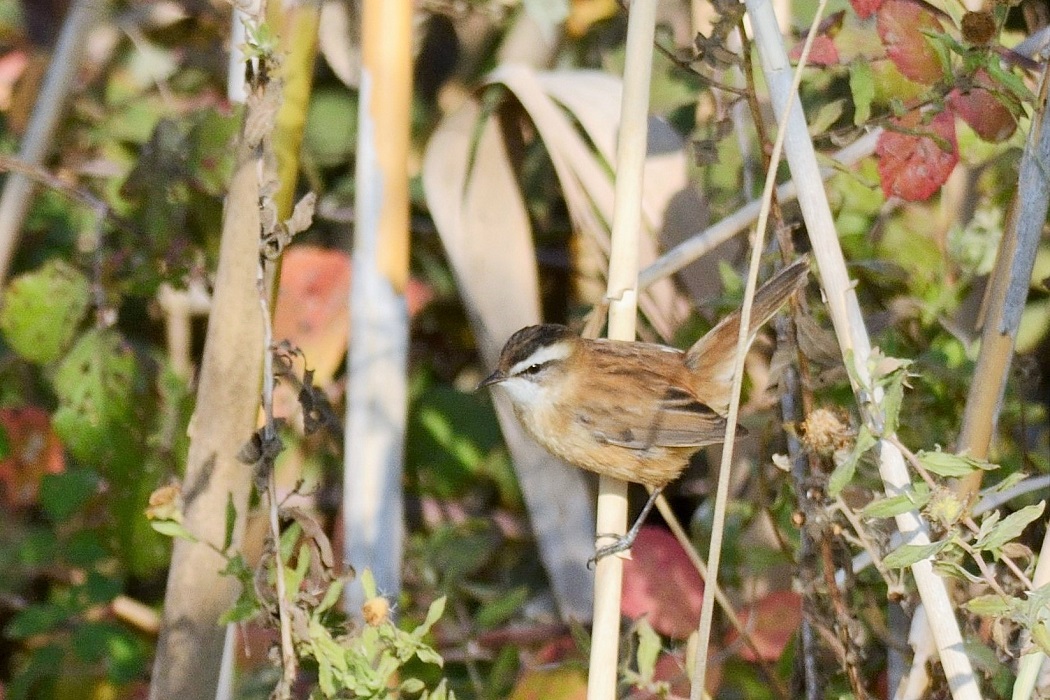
[789,36,841,66]
[0,406,65,509]
[851,0,883,19]
[876,110,958,201]
[948,69,1018,143]
[877,0,946,85]
[621,526,704,639]
[273,246,434,389]
[273,246,353,387]
[724,590,803,661]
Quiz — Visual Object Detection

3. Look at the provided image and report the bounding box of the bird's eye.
[521,363,544,376]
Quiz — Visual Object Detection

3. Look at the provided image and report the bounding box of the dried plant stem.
[740,19,826,698]
[258,268,297,696]
[953,61,1050,505]
[150,112,265,700]
[690,0,829,695]
[588,2,656,698]
[818,536,869,698]
[744,0,980,695]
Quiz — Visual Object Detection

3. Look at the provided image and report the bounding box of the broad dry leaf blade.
[422,98,595,620]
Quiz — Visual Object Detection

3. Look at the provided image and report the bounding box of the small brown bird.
[479,258,809,561]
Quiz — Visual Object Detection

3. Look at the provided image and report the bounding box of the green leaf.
[477,586,530,629]
[635,618,662,685]
[150,519,198,542]
[219,593,259,625]
[65,530,108,567]
[223,492,236,553]
[881,370,906,436]
[401,678,426,693]
[39,468,100,521]
[974,502,1045,553]
[316,578,345,615]
[360,568,378,600]
[850,61,875,125]
[861,482,930,518]
[808,99,845,137]
[918,449,997,477]
[882,539,950,568]
[0,260,91,364]
[828,425,876,496]
[964,594,1017,617]
[18,528,59,566]
[79,570,121,606]
[416,596,447,639]
[51,329,140,466]
[5,602,68,638]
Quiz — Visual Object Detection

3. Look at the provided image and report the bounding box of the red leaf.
[273,246,434,388]
[724,590,803,661]
[877,0,946,85]
[947,69,1018,142]
[851,0,883,19]
[876,110,958,201]
[620,526,704,639]
[789,36,841,66]
[0,406,65,509]
[274,246,354,389]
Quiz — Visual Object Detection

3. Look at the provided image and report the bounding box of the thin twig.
[259,266,297,696]
[833,498,902,594]
[818,535,870,699]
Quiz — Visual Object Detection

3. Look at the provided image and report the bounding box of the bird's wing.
[593,387,738,449]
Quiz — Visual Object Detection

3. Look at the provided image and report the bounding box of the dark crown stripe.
[504,324,574,366]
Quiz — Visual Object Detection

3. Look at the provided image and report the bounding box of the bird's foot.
[587,532,638,569]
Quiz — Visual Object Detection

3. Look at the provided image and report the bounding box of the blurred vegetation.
[0,0,1046,698]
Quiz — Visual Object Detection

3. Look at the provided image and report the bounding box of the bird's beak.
[476,369,506,391]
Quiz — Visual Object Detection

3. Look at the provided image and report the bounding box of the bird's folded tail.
[684,256,811,413]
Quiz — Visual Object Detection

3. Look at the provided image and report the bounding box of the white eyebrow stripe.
[509,341,572,376]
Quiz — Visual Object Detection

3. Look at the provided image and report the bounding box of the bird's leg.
[590,485,663,566]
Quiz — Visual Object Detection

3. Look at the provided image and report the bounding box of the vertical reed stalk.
[587,1,657,698]
[343,0,413,613]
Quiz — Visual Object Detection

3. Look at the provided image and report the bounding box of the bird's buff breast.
[511,401,689,488]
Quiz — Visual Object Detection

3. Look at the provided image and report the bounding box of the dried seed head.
[799,408,853,456]
[362,596,390,626]
[961,11,996,45]
[145,483,184,522]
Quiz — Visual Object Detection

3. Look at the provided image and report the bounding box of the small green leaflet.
[828,425,877,496]
[883,539,950,568]
[223,492,236,553]
[973,502,1045,553]
[918,449,998,477]
[150,519,197,542]
[850,61,874,125]
[860,482,931,518]
[964,594,1017,617]
[635,619,662,685]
